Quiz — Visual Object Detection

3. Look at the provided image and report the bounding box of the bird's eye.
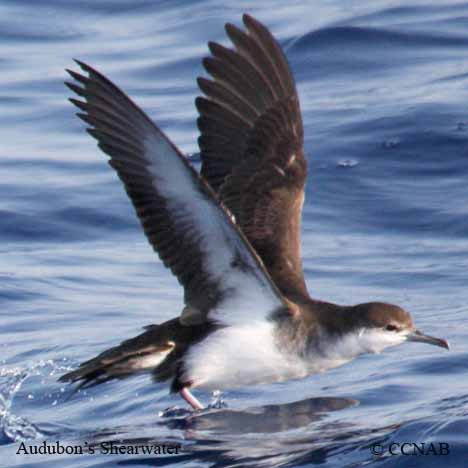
[385,324,398,332]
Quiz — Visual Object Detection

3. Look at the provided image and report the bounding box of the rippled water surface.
[1,1,468,467]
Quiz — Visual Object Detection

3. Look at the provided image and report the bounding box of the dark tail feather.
[59,321,178,393]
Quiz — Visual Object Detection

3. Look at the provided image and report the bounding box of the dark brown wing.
[66,60,287,326]
[197,14,308,300]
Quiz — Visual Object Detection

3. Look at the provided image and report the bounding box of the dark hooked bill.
[407,330,449,350]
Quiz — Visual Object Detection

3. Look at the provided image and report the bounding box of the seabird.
[59,14,448,410]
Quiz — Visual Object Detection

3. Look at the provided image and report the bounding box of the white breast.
[182,321,309,390]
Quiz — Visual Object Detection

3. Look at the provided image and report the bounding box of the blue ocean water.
[1,1,468,467]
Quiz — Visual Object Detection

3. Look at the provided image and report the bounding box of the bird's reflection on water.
[80,396,401,468]
[163,396,358,433]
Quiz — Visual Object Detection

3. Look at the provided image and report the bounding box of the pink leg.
[180,387,204,410]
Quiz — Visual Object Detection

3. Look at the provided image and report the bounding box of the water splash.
[337,159,359,168]
[0,359,72,442]
[158,391,228,418]
[208,390,228,410]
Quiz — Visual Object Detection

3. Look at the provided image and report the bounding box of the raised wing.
[66,60,287,327]
[197,14,308,300]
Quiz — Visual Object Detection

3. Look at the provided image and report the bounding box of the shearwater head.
[313,302,449,363]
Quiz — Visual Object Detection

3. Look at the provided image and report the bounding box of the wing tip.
[65,81,88,102]
[73,58,91,73]
[242,13,266,35]
[242,13,253,26]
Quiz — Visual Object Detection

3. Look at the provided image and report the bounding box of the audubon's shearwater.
[60,14,449,410]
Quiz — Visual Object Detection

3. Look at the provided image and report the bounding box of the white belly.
[182,321,313,390]
[181,322,365,390]
[182,321,305,389]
